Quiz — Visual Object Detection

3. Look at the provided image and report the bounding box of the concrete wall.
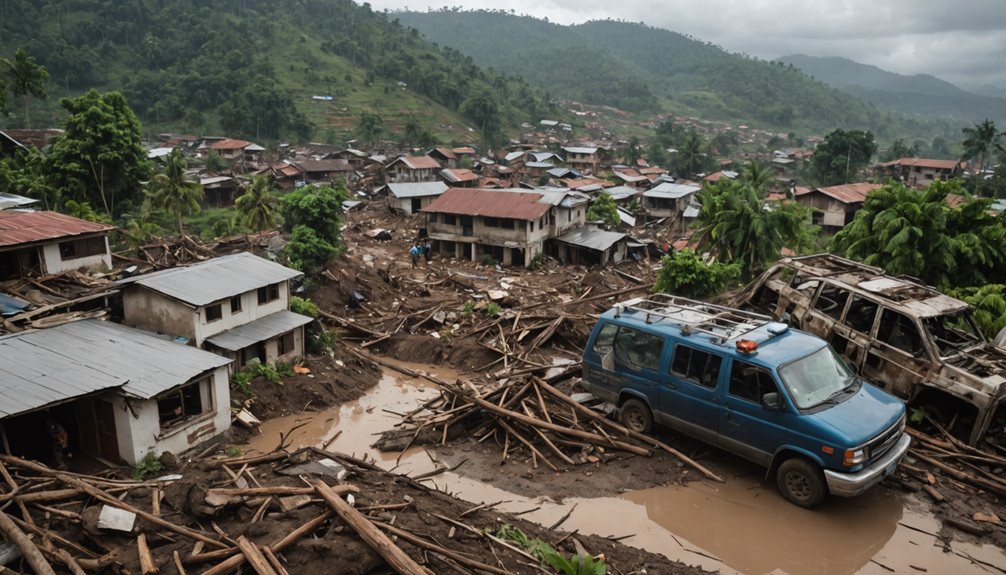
[195,283,290,344]
[552,206,586,236]
[264,326,305,364]
[123,287,198,342]
[109,366,231,464]
[41,236,111,275]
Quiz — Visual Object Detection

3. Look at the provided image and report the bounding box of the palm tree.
[677,131,705,178]
[4,49,49,129]
[695,178,808,279]
[236,175,279,234]
[147,149,203,235]
[739,160,774,190]
[962,119,999,193]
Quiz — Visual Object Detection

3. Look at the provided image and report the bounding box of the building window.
[484,217,500,228]
[443,214,456,225]
[277,330,296,355]
[58,236,106,260]
[205,304,223,322]
[230,296,242,313]
[258,283,280,304]
[500,218,515,230]
[157,379,210,430]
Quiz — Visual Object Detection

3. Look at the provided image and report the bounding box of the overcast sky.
[366,0,1006,89]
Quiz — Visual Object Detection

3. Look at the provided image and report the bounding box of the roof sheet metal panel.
[440,169,478,183]
[0,320,230,418]
[387,182,449,199]
[0,193,38,210]
[605,186,639,201]
[562,146,598,155]
[898,158,960,170]
[0,211,114,247]
[205,310,313,351]
[398,156,441,170]
[121,252,302,307]
[422,188,550,221]
[644,183,701,199]
[812,182,882,204]
[210,138,252,150]
[555,227,627,251]
[295,159,353,172]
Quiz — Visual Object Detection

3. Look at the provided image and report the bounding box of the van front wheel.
[619,399,653,435]
[776,457,827,508]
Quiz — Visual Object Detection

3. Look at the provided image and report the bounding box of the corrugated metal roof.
[555,227,627,252]
[562,146,598,155]
[432,147,457,159]
[0,211,114,248]
[391,156,441,170]
[0,320,231,417]
[504,151,525,162]
[643,183,701,199]
[525,162,554,169]
[893,157,960,170]
[205,310,313,351]
[386,182,449,199]
[802,182,882,204]
[120,252,302,307]
[605,186,639,201]
[422,188,550,221]
[440,169,478,183]
[0,193,38,210]
[452,147,476,155]
[294,159,353,173]
[210,138,253,150]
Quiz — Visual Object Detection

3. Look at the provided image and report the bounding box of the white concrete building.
[0,210,113,280]
[0,320,231,465]
[120,252,312,369]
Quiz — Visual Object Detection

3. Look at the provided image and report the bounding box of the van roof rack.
[614,293,777,344]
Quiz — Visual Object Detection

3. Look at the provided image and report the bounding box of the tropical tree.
[236,175,279,234]
[694,177,810,279]
[739,160,774,190]
[44,90,149,219]
[624,136,641,165]
[281,184,349,246]
[810,129,877,186]
[356,112,384,145]
[460,87,501,150]
[961,119,999,191]
[4,49,48,129]
[653,249,740,298]
[586,192,619,227]
[947,284,1006,339]
[284,224,339,275]
[147,148,203,235]
[123,198,163,248]
[674,130,707,178]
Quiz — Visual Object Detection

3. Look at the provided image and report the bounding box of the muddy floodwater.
[244,361,1006,575]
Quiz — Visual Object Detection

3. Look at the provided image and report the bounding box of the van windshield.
[778,346,856,409]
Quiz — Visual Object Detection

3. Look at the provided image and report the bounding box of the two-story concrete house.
[561,146,600,174]
[422,187,589,267]
[0,210,114,280]
[794,182,883,233]
[119,253,312,369]
[876,158,964,189]
[642,182,701,220]
[386,155,442,182]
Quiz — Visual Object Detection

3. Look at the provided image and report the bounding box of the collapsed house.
[0,319,231,465]
[118,252,313,369]
[0,210,114,280]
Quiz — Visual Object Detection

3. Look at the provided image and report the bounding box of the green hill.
[0,0,554,145]
[777,54,1006,126]
[395,10,965,139]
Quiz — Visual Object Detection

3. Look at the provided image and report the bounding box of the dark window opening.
[230,296,242,313]
[205,304,222,322]
[499,218,515,230]
[814,284,850,321]
[843,295,878,333]
[59,236,106,260]
[158,380,208,430]
[258,283,280,304]
[877,309,924,356]
[729,360,779,403]
[443,214,456,225]
[671,345,723,388]
[612,326,664,372]
[278,331,296,355]
[484,217,500,228]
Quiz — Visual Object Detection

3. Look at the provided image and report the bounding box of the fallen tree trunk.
[0,509,57,575]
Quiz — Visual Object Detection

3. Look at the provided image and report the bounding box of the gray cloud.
[369,0,1006,87]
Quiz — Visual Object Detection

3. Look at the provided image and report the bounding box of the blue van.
[581,294,911,507]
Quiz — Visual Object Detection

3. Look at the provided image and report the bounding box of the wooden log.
[493,417,560,472]
[10,488,82,503]
[261,546,290,575]
[172,551,188,575]
[373,521,511,575]
[1,455,228,549]
[920,484,945,503]
[235,537,278,575]
[910,450,1006,497]
[0,509,57,575]
[196,512,332,574]
[466,395,651,457]
[207,485,357,498]
[137,534,159,575]
[534,378,724,482]
[313,481,431,575]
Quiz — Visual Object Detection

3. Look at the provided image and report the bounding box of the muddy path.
[242,358,1006,575]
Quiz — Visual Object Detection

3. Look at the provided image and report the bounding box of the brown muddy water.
[244,360,1006,575]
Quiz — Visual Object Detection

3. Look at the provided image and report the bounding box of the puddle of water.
[243,361,1006,575]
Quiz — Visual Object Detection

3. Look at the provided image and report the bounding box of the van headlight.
[843,447,868,467]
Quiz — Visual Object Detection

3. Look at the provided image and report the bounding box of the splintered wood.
[377,371,723,483]
[0,447,619,575]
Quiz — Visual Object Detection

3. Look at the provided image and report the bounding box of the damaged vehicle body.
[731,253,1006,446]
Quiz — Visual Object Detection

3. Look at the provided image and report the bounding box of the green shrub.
[232,370,253,395]
[290,295,319,318]
[479,254,496,266]
[131,452,164,481]
[462,301,475,316]
[483,302,502,316]
[493,525,606,575]
[653,249,740,299]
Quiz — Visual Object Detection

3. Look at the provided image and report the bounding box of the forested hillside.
[396,10,959,137]
[0,0,555,143]
[778,54,1006,126]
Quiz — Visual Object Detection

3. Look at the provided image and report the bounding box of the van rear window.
[603,325,664,371]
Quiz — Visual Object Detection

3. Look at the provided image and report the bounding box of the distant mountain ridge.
[777,54,1006,125]
[396,10,953,137]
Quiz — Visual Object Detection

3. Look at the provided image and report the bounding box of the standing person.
[423,240,432,263]
[46,417,69,470]
[409,244,420,268]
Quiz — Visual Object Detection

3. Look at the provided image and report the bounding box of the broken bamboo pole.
[235,536,278,575]
[313,481,431,575]
[0,509,57,575]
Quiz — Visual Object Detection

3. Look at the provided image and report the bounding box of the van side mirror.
[761,392,782,410]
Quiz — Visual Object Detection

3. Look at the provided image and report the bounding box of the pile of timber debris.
[0,449,703,575]
[0,271,117,334]
[112,234,278,274]
[370,357,722,484]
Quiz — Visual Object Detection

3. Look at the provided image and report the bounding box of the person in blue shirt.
[409,244,420,268]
